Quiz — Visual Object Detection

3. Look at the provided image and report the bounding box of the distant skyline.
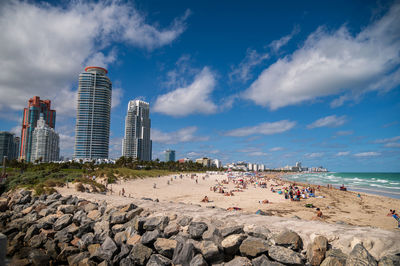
[0,0,399,171]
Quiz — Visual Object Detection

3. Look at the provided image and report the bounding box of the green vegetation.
[0,157,223,195]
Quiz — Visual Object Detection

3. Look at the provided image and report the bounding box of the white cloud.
[229,49,269,83]
[248,151,268,156]
[305,152,324,158]
[224,120,296,137]
[374,136,400,143]
[109,137,123,159]
[384,143,400,148]
[307,115,347,129]
[336,151,350,156]
[354,152,380,157]
[154,67,218,116]
[111,88,124,109]
[269,147,284,152]
[152,126,209,144]
[269,25,300,52]
[243,3,400,109]
[0,1,188,116]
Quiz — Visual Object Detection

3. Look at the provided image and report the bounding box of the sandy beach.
[57,172,400,231]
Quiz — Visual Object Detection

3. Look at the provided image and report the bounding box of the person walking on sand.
[387,210,400,228]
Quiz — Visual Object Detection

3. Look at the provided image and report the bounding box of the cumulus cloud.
[243,3,400,110]
[354,152,380,157]
[0,0,189,116]
[229,48,269,83]
[336,151,350,156]
[269,147,284,152]
[152,126,209,144]
[224,120,296,137]
[305,152,324,158]
[307,115,347,129]
[154,67,218,116]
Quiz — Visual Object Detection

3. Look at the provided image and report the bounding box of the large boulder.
[57,246,80,262]
[307,236,328,266]
[188,222,208,239]
[378,255,400,266]
[274,230,303,251]
[130,243,153,265]
[146,254,172,266]
[198,240,223,263]
[244,225,271,240]
[178,216,193,226]
[143,216,169,231]
[78,233,95,250]
[141,229,160,246]
[268,245,303,266]
[239,237,269,258]
[225,256,252,266]
[57,204,76,214]
[345,244,377,266]
[54,214,73,231]
[221,234,247,256]
[172,241,196,266]
[154,238,177,259]
[220,225,244,237]
[190,254,208,266]
[110,211,128,225]
[94,236,118,261]
[164,222,180,238]
[252,254,284,266]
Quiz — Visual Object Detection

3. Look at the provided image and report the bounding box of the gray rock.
[198,240,223,263]
[112,223,125,234]
[268,245,303,265]
[178,216,193,226]
[57,246,80,262]
[121,203,137,212]
[202,224,223,246]
[126,207,144,220]
[73,210,87,224]
[307,236,328,266]
[57,204,76,214]
[38,208,55,218]
[225,256,252,266]
[54,227,73,243]
[190,254,208,266]
[28,249,50,266]
[67,251,90,265]
[110,211,128,225]
[172,241,196,266]
[154,238,177,259]
[28,233,46,248]
[78,233,95,250]
[221,234,247,256]
[221,225,244,237]
[378,255,400,266]
[239,237,269,258]
[24,224,39,242]
[47,192,61,201]
[244,225,271,240]
[141,229,160,245]
[115,231,128,246]
[130,243,153,265]
[98,236,118,261]
[54,214,73,231]
[18,194,31,205]
[94,220,111,242]
[274,230,303,251]
[120,257,134,266]
[113,244,131,264]
[164,222,180,238]
[83,202,98,213]
[188,222,208,239]
[146,254,172,266]
[44,239,58,259]
[346,244,377,266]
[144,216,169,231]
[252,254,284,266]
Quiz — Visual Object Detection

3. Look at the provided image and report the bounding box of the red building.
[20,96,56,162]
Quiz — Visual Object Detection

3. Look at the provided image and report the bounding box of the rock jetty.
[1,189,400,265]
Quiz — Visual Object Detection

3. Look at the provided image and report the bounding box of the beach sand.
[57,172,400,231]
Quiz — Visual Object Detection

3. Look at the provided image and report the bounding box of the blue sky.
[0,0,399,171]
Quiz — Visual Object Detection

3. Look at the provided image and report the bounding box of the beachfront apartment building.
[31,115,59,162]
[196,157,211,167]
[74,66,112,160]
[122,100,152,161]
[165,149,175,162]
[0,132,19,161]
[20,96,56,162]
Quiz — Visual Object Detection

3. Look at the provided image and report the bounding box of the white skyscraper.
[31,115,59,162]
[122,100,152,161]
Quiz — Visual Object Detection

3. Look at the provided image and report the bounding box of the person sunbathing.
[261,199,269,204]
[201,196,209,203]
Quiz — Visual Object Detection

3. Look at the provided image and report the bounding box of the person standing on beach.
[387,210,400,228]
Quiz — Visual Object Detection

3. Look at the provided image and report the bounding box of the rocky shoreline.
[1,189,399,266]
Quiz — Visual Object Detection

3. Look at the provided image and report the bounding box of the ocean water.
[282,172,400,199]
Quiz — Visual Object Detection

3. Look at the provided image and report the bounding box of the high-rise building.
[0,132,19,161]
[74,66,112,160]
[20,96,56,162]
[212,159,222,168]
[31,115,60,162]
[122,100,152,161]
[165,150,175,162]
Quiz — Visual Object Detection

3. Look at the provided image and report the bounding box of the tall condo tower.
[122,100,152,161]
[20,96,56,162]
[74,66,112,160]
[31,115,60,162]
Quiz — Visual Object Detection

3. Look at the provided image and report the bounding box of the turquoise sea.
[282,172,400,199]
